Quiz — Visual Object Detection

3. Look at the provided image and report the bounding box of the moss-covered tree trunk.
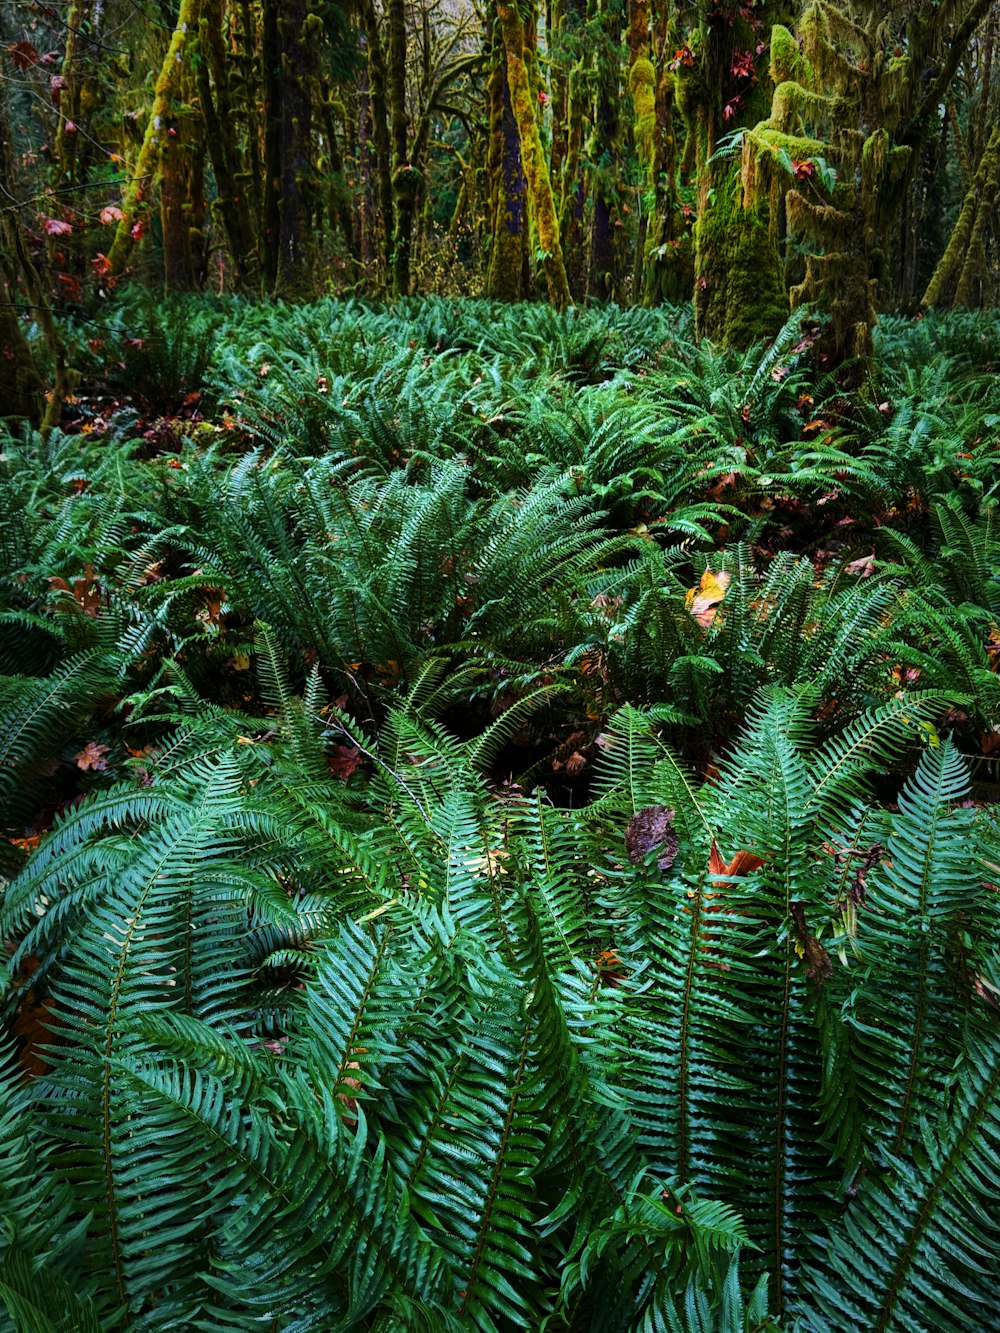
[261,0,281,290]
[486,2,527,300]
[627,0,651,299]
[0,287,44,424]
[360,0,395,286]
[387,0,417,296]
[106,0,201,277]
[274,0,318,298]
[924,124,1000,308]
[49,0,96,278]
[557,0,587,299]
[587,0,621,301]
[496,0,572,310]
[690,1,790,346]
[159,56,200,291]
[196,0,259,288]
[0,19,68,433]
[640,0,691,305]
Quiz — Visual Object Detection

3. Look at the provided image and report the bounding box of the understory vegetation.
[2,297,1000,1330]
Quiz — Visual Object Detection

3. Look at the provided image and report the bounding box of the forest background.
[4,0,1000,423]
[5,3,1000,1331]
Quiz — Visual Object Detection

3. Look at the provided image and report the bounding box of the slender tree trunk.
[925,124,1000,307]
[197,0,258,287]
[49,0,95,277]
[496,0,571,309]
[587,0,620,301]
[274,0,317,298]
[160,57,199,291]
[261,0,281,289]
[558,0,587,300]
[360,0,394,286]
[106,0,201,276]
[387,0,416,296]
[487,1,526,300]
[0,28,67,432]
[0,282,44,424]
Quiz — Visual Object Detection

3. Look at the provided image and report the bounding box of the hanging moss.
[694,168,788,347]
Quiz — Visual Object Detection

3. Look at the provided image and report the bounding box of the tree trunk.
[106,0,201,277]
[0,12,68,432]
[587,0,621,301]
[196,0,259,288]
[924,125,1000,308]
[360,0,394,287]
[496,0,571,309]
[692,3,789,345]
[387,0,416,296]
[486,3,526,300]
[0,290,44,424]
[274,0,318,298]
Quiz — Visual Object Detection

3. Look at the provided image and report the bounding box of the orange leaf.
[708,839,766,884]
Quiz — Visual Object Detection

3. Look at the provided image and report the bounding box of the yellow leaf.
[685,570,732,628]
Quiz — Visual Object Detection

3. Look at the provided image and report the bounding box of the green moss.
[497,0,570,309]
[770,80,830,131]
[629,57,656,189]
[769,24,811,84]
[694,168,788,347]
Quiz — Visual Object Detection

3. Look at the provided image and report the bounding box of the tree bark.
[496,0,571,309]
[274,0,318,298]
[487,2,526,300]
[106,0,201,276]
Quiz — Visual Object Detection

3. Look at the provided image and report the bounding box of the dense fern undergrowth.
[2,296,1000,1331]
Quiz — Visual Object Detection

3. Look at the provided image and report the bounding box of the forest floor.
[1,296,999,1329]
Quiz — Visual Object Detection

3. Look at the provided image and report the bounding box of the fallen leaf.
[686,570,732,629]
[8,835,41,857]
[708,840,766,884]
[790,901,833,986]
[75,741,110,772]
[845,554,876,578]
[327,744,361,780]
[626,806,679,871]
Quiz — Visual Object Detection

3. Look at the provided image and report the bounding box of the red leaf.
[43,217,72,236]
[7,41,39,71]
[326,744,361,781]
[99,205,124,224]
